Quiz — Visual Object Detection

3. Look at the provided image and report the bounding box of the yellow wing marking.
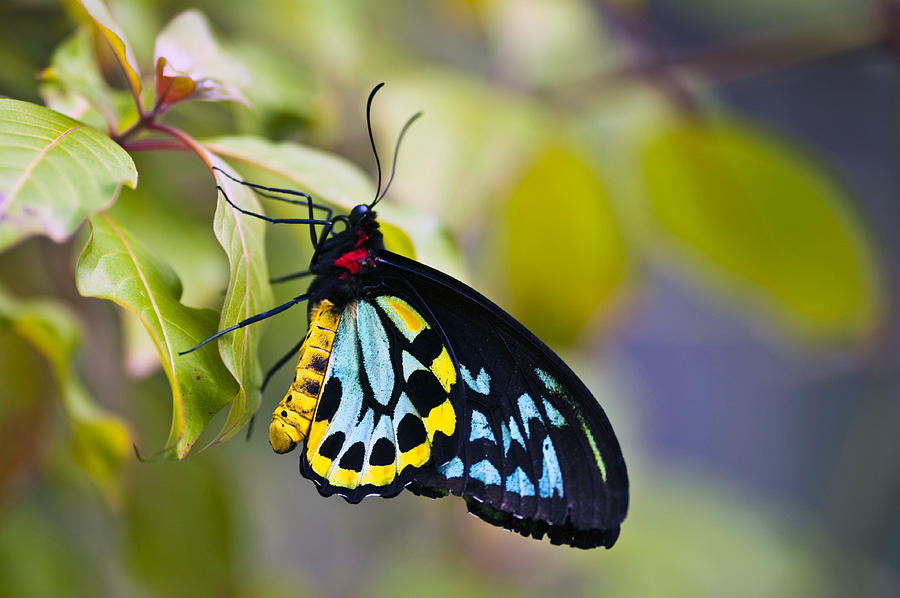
[379,295,426,336]
[269,300,342,454]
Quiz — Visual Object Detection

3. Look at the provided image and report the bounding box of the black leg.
[213,167,332,246]
[179,293,310,355]
[212,167,332,212]
[217,186,331,227]
[270,269,313,284]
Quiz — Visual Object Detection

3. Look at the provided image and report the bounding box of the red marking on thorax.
[334,228,371,275]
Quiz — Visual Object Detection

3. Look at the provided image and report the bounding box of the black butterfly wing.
[375,251,628,549]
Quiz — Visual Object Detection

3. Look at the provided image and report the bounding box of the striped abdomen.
[269,300,342,453]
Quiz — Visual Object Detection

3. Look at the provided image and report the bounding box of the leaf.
[202,134,375,211]
[642,119,882,342]
[153,10,249,108]
[498,143,627,344]
[0,283,131,506]
[77,0,143,98]
[206,155,273,447]
[38,29,118,131]
[0,100,137,252]
[75,213,239,459]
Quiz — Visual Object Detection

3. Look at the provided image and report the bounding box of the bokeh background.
[1,1,898,597]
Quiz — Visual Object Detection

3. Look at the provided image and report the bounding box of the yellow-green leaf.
[75,213,238,459]
[0,100,137,252]
[77,0,143,97]
[0,282,131,506]
[207,156,274,447]
[499,143,627,344]
[642,119,882,342]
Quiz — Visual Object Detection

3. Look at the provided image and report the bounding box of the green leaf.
[77,0,143,98]
[498,143,627,344]
[202,134,375,210]
[38,29,118,131]
[207,155,273,447]
[0,100,137,252]
[153,10,249,108]
[0,283,131,506]
[642,119,882,342]
[75,213,238,459]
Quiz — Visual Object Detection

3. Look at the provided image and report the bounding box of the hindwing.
[300,294,463,503]
[377,251,629,549]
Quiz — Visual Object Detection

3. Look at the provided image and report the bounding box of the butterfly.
[184,84,628,549]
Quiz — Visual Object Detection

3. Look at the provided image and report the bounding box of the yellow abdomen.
[269,300,342,453]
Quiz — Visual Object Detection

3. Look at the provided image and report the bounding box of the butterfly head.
[349,204,371,225]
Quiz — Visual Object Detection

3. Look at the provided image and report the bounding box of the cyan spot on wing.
[501,420,511,455]
[542,398,567,428]
[469,459,501,486]
[357,301,393,406]
[507,417,526,454]
[505,466,535,497]
[469,409,496,444]
[460,364,491,395]
[335,408,375,477]
[517,393,542,438]
[401,349,425,380]
[538,436,564,498]
[316,308,364,451]
[535,367,563,394]
[438,456,464,479]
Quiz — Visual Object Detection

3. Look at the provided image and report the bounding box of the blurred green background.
[1,1,898,597]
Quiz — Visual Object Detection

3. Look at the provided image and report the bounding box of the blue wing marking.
[356,301,393,406]
[469,409,496,443]
[538,436,564,498]
[517,393,542,437]
[460,365,491,395]
[542,398,567,428]
[505,466,536,497]
[469,459,501,486]
[438,456,464,478]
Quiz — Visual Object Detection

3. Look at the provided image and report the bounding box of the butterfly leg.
[214,168,333,246]
[179,293,310,355]
[270,269,313,285]
[212,167,333,215]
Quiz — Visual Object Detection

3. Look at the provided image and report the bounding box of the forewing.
[301,295,463,503]
[378,252,628,549]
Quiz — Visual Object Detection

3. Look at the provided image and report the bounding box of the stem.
[145,122,214,171]
[121,139,187,152]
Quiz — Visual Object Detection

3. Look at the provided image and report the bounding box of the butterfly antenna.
[366,82,386,204]
[373,111,423,207]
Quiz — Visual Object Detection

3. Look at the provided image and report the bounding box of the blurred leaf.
[153,10,249,109]
[75,213,238,459]
[371,72,544,234]
[0,502,98,598]
[0,331,53,508]
[38,28,117,131]
[642,119,882,342]
[76,0,143,98]
[121,307,164,378]
[125,456,238,598]
[499,143,627,344]
[0,283,131,506]
[202,134,375,210]
[0,100,137,252]
[106,152,229,309]
[207,155,273,447]
[481,0,616,86]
